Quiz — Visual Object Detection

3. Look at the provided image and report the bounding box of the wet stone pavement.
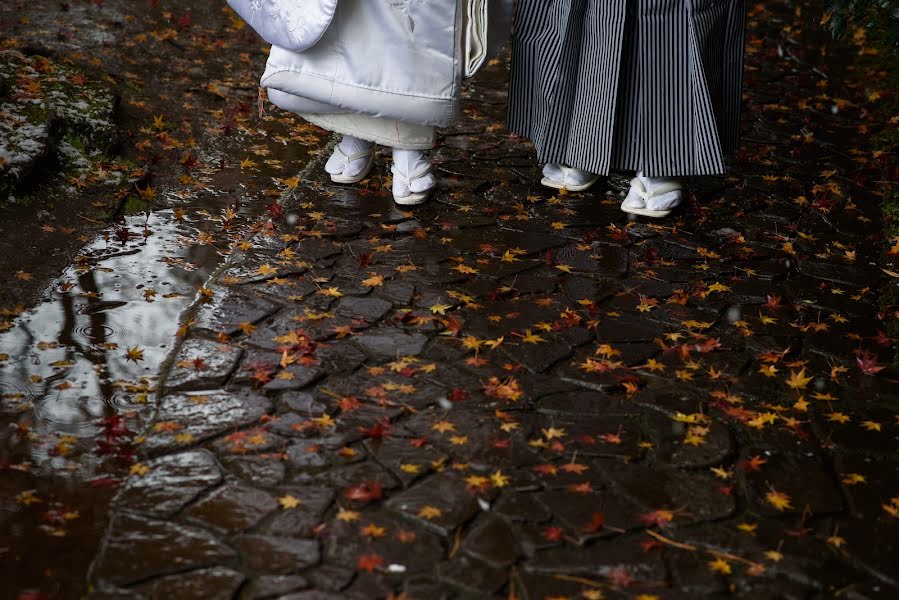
[84,4,899,600]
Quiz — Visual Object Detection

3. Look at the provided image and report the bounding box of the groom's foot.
[541,163,600,192]
[621,171,683,217]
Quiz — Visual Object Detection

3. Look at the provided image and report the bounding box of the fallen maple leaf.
[543,525,564,541]
[278,494,301,509]
[418,505,442,519]
[709,557,732,575]
[786,368,813,390]
[356,553,384,573]
[856,351,884,375]
[344,482,383,502]
[765,488,793,511]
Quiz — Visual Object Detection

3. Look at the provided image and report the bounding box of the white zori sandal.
[391,148,437,206]
[325,136,375,184]
[541,163,601,192]
[621,172,684,218]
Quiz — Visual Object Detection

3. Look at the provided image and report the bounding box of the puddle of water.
[0,208,229,597]
[0,128,316,598]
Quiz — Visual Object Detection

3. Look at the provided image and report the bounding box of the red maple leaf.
[448,387,469,402]
[359,418,392,440]
[606,566,634,587]
[585,511,605,533]
[740,455,767,472]
[567,481,593,494]
[344,482,383,502]
[856,350,885,375]
[356,554,384,573]
[763,295,782,309]
[871,330,893,347]
[89,477,119,488]
[542,526,564,541]
[337,396,361,412]
[532,464,558,475]
[267,202,285,221]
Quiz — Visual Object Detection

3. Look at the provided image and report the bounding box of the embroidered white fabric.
[228,0,338,52]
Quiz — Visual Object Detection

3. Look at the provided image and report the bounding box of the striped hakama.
[508,0,746,178]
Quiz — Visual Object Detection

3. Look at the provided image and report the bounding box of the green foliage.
[827,0,899,56]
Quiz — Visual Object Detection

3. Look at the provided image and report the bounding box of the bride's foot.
[541,163,600,192]
[325,136,375,184]
[391,148,436,206]
[621,171,683,218]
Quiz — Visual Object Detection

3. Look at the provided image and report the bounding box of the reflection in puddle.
[0,177,295,597]
[0,90,320,593]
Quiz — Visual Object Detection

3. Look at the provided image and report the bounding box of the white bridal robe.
[261,0,513,149]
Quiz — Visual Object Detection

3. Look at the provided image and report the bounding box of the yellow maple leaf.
[491,470,510,488]
[521,329,546,344]
[256,264,278,277]
[418,505,442,519]
[125,346,144,363]
[765,488,793,511]
[361,523,387,538]
[430,303,451,315]
[640,358,665,372]
[841,473,866,485]
[786,368,813,390]
[336,508,360,522]
[278,495,301,509]
[361,273,385,287]
[542,427,566,440]
[709,558,732,574]
[758,364,778,377]
[317,287,343,297]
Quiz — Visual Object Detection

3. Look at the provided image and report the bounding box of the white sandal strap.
[391,161,432,185]
[334,145,373,165]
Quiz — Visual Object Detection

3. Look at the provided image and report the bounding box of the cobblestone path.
[88,3,898,599]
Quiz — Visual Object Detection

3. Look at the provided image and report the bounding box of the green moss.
[122,197,152,215]
[63,131,88,153]
[1,50,119,206]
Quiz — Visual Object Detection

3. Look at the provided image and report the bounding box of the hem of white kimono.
[261,68,460,128]
[301,113,436,151]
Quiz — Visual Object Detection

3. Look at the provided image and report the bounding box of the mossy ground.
[0,49,118,205]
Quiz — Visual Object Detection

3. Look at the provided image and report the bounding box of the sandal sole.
[620,204,674,218]
[394,190,431,206]
[540,175,600,193]
[330,153,375,184]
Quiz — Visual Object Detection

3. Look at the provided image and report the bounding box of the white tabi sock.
[325,135,374,178]
[391,148,436,198]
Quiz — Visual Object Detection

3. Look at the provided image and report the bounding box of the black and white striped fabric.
[508,0,746,178]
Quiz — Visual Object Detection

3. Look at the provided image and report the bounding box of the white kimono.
[260,0,513,148]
